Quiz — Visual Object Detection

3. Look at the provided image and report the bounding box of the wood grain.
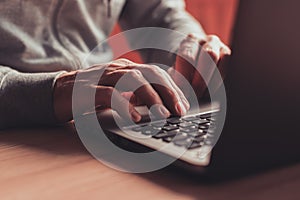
[0,125,299,200]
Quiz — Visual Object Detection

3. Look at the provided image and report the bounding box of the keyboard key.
[141,126,160,136]
[163,135,176,143]
[185,136,205,148]
[167,118,181,124]
[187,130,207,138]
[180,127,198,133]
[173,133,189,141]
[187,141,203,149]
[179,122,194,128]
[192,137,205,143]
[150,121,166,128]
[163,125,179,131]
[192,119,209,125]
[199,125,209,130]
[163,133,187,143]
[152,130,178,139]
[174,138,192,147]
[131,124,147,132]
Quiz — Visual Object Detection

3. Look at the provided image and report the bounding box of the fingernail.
[221,47,231,56]
[131,111,141,122]
[158,105,170,118]
[176,101,187,116]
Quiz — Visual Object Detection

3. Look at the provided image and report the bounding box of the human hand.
[168,34,231,99]
[53,59,190,123]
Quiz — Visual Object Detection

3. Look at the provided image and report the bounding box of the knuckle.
[128,69,143,79]
[160,69,171,79]
[149,65,163,75]
[115,58,132,65]
[208,35,221,42]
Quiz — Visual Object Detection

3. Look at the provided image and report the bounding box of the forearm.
[0,66,65,129]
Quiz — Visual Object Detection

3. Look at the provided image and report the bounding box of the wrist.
[53,71,77,123]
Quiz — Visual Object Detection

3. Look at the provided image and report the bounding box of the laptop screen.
[211,0,300,169]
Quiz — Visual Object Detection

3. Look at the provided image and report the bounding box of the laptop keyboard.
[128,111,219,150]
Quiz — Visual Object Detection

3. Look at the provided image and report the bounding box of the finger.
[137,65,188,116]
[207,54,231,95]
[220,45,232,57]
[202,42,221,63]
[121,92,143,106]
[174,55,195,82]
[110,69,171,118]
[173,57,195,98]
[204,35,232,62]
[173,36,200,96]
[113,58,135,65]
[163,71,190,112]
[192,45,218,99]
[168,77,190,111]
[94,86,142,122]
[168,67,191,102]
[98,63,186,117]
[192,41,231,98]
[165,68,190,110]
[121,91,134,100]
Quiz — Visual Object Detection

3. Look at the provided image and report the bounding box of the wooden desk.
[0,125,299,200]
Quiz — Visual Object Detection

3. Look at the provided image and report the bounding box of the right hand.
[169,34,231,99]
[53,59,190,123]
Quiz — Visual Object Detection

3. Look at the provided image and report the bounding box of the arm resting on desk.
[0,66,64,129]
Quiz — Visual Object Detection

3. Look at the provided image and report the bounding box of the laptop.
[79,0,300,175]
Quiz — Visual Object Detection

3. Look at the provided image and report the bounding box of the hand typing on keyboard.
[168,34,231,99]
[54,59,190,123]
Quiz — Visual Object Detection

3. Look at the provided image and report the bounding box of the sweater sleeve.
[119,0,206,67]
[0,66,65,129]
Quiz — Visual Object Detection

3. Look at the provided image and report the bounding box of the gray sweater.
[0,0,204,129]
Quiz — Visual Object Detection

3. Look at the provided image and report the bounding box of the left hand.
[168,34,231,99]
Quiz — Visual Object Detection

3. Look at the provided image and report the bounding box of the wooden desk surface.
[0,125,299,200]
